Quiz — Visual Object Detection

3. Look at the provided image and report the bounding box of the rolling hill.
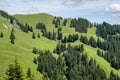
[0,10,120,80]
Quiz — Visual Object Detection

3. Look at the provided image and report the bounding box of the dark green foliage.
[62,19,67,26]
[95,35,120,69]
[32,33,36,39]
[27,67,31,78]
[62,36,67,43]
[57,32,63,40]
[0,10,33,33]
[37,50,65,80]
[42,30,56,40]
[89,36,97,48]
[52,17,61,28]
[36,22,46,33]
[33,57,37,64]
[37,33,40,38]
[36,22,56,40]
[6,57,24,80]
[70,18,90,33]
[57,27,63,40]
[36,43,120,80]
[97,49,103,57]
[57,27,62,33]
[0,32,3,38]
[80,35,89,45]
[67,34,79,42]
[96,22,120,39]
[0,10,10,18]
[64,48,107,80]
[10,29,15,44]
[62,34,79,43]
[32,47,38,54]
[19,23,33,33]
[109,71,120,80]
[53,43,66,54]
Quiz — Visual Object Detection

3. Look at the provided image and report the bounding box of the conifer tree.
[27,67,31,78]
[32,33,36,39]
[6,57,24,80]
[37,33,40,38]
[10,29,15,44]
[0,32,3,38]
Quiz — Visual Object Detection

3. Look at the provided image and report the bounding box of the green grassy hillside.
[0,13,120,80]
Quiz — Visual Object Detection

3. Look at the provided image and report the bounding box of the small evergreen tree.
[32,33,36,39]
[37,33,40,38]
[27,67,31,78]
[10,29,15,44]
[32,47,38,54]
[0,32,3,38]
[33,57,37,64]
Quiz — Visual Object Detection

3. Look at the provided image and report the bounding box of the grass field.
[0,13,120,79]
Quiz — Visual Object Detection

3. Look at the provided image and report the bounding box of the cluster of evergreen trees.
[6,57,35,80]
[95,22,120,69]
[80,36,97,48]
[96,36,120,69]
[36,22,57,40]
[95,22,120,39]
[20,23,33,33]
[35,43,120,80]
[52,17,62,28]
[70,18,90,33]
[32,33,40,39]
[0,10,34,33]
[62,34,79,43]
[80,34,120,69]
[62,19,67,26]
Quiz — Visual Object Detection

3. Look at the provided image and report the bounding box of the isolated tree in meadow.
[37,33,40,38]
[32,33,36,39]
[0,32,3,38]
[10,29,15,44]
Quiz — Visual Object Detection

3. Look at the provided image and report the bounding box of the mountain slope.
[0,12,120,80]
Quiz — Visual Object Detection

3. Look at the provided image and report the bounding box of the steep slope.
[14,13,120,77]
[0,15,57,80]
[0,12,120,80]
[14,13,55,32]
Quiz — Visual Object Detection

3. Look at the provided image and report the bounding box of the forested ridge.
[0,10,120,80]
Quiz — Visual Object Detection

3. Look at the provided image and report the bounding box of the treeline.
[34,44,120,80]
[70,18,90,33]
[62,34,79,43]
[97,36,120,69]
[80,36,97,48]
[36,23,63,41]
[52,17,62,28]
[80,35,120,70]
[95,22,120,69]
[95,22,120,39]
[36,22,57,40]
[0,10,33,33]
[52,17,68,27]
